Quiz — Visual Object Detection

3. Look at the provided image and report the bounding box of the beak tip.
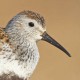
[66,52,71,57]
[68,54,71,57]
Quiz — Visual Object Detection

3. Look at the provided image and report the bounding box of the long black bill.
[42,32,71,57]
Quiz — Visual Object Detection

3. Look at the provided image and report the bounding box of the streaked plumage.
[0,10,71,80]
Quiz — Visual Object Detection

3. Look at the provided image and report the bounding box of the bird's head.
[5,10,71,57]
[5,11,46,42]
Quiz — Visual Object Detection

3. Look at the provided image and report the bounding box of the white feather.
[0,42,40,79]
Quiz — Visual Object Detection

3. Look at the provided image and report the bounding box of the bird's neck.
[15,40,39,62]
[9,36,39,61]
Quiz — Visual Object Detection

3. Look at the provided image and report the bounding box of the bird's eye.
[28,22,34,27]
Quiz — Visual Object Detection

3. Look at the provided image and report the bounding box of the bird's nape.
[41,32,71,57]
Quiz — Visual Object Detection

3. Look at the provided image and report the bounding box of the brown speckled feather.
[0,27,9,52]
[0,27,9,43]
[0,74,26,80]
[19,10,45,27]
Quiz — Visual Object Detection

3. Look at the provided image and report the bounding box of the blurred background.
[0,0,80,80]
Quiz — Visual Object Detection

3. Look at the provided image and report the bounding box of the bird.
[0,10,71,80]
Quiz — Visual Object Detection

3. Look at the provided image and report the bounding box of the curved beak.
[41,32,71,57]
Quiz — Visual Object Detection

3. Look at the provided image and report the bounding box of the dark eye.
[28,22,34,27]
